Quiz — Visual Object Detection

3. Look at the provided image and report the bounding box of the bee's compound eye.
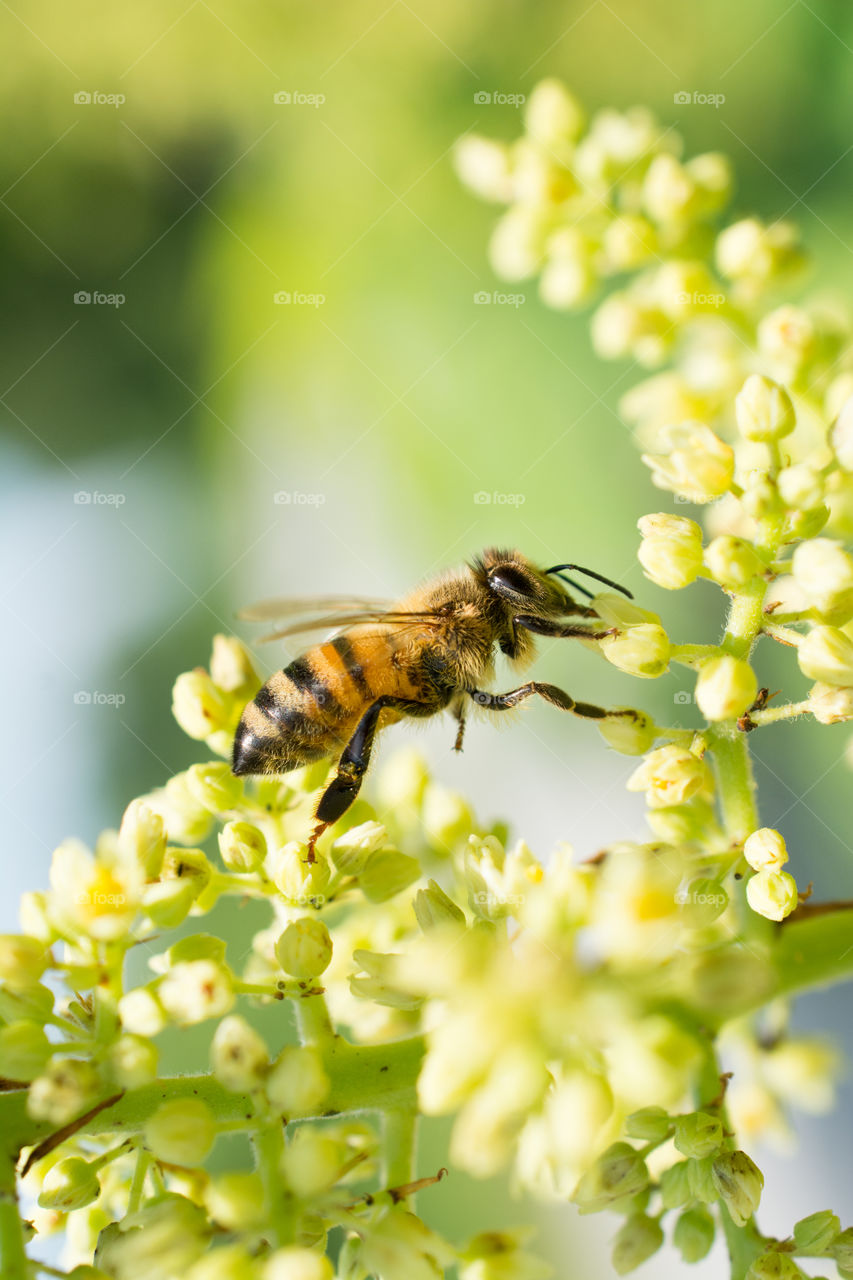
[489,567,534,598]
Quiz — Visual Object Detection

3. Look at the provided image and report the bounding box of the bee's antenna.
[545,564,634,600]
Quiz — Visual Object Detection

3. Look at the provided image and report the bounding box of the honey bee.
[232,548,637,855]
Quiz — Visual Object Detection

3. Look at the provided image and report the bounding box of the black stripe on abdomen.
[285,656,343,716]
[330,635,372,698]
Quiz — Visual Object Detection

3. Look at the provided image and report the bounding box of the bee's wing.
[241,600,445,644]
[238,595,389,622]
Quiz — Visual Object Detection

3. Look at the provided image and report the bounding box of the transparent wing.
[238,595,389,622]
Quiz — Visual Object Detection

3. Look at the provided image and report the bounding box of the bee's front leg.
[513,614,617,641]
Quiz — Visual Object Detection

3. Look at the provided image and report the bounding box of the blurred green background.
[2,0,852,1273]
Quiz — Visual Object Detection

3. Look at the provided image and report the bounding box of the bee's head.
[471,547,633,615]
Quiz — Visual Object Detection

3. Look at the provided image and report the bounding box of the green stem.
[707,723,758,846]
[383,1108,417,1189]
[253,1120,294,1246]
[294,988,335,1046]
[720,1205,765,1280]
[0,1152,27,1280]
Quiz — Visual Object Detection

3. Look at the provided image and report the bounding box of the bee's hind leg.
[308,695,424,859]
[467,682,642,725]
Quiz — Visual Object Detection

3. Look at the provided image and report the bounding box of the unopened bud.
[735,375,796,442]
[266,1046,329,1117]
[599,624,671,679]
[0,934,48,988]
[746,1254,803,1280]
[695,656,757,721]
[637,514,704,590]
[572,1142,649,1214]
[743,827,788,870]
[108,1034,158,1089]
[39,1157,101,1212]
[186,1245,256,1280]
[704,536,765,589]
[118,800,166,879]
[746,869,798,922]
[793,1210,840,1255]
[612,1214,663,1275]
[269,844,330,906]
[597,710,657,756]
[219,821,266,872]
[413,880,466,931]
[145,1098,216,1166]
[642,421,735,502]
[625,1106,670,1143]
[659,1161,692,1210]
[172,670,229,740]
[27,1057,99,1125]
[831,1227,853,1270]
[792,539,853,622]
[360,849,421,903]
[262,1247,335,1280]
[210,635,258,692]
[798,626,853,684]
[186,763,243,814]
[211,1015,269,1092]
[687,1155,718,1204]
[204,1173,266,1231]
[525,78,585,145]
[0,1020,53,1081]
[674,1207,715,1262]
[275,918,332,979]
[118,985,166,1037]
[779,463,824,511]
[159,960,235,1025]
[712,1149,764,1226]
[453,136,513,203]
[330,821,387,875]
[673,1111,723,1159]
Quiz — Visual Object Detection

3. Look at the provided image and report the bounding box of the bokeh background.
[2,0,852,1274]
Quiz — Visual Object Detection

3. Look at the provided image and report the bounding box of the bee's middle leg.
[467,682,642,724]
[309,695,425,857]
[513,614,617,641]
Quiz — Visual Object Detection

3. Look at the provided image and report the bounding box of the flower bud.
[360,849,421,903]
[642,154,696,225]
[0,1020,53,1081]
[674,1207,715,1262]
[453,136,513,203]
[159,960,235,1025]
[376,749,429,812]
[642,421,735,502]
[186,1245,256,1280]
[330,820,387,875]
[746,869,798,922]
[172,670,229,740]
[792,539,853,622]
[262,1247,334,1280]
[599,624,671,679]
[612,1215,664,1275]
[659,1161,692,1209]
[145,1098,216,1166]
[712,1150,764,1226]
[746,1255,803,1280]
[413,880,466,931]
[266,1046,330,1117]
[597,710,657,756]
[210,635,258,692]
[118,799,166,879]
[422,784,473,848]
[27,1058,99,1125]
[744,827,788,870]
[118,985,166,1037]
[716,218,799,282]
[157,773,213,844]
[625,1106,670,1143]
[539,252,596,309]
[489,207,547,280]
[39,1157,101,1212]
[673,1111,724,1159]
[572,1142,649,1214]
[831,1227,853,1270]
[204,1173,266,1231]
[275,918,332,978]
[219,821,266,872]
[704,536,765,589]
[758,305,816,381]
[779,463,824,511]
[793,1210,840,1255]
[269,844,330,906]
[603,215,656,271]
[627,746,710,809]
[687,1155,718,1203]
[735,375,796,442]
[637,514,704,590]
[798,626,853,684]
[186,763,243,814]
[695,656,758,721]
[211,1015,269,1092]
[281,1128,344,1198]
[107,1034,158,1089]
[525,78,585,145]
[0,934,48,988]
